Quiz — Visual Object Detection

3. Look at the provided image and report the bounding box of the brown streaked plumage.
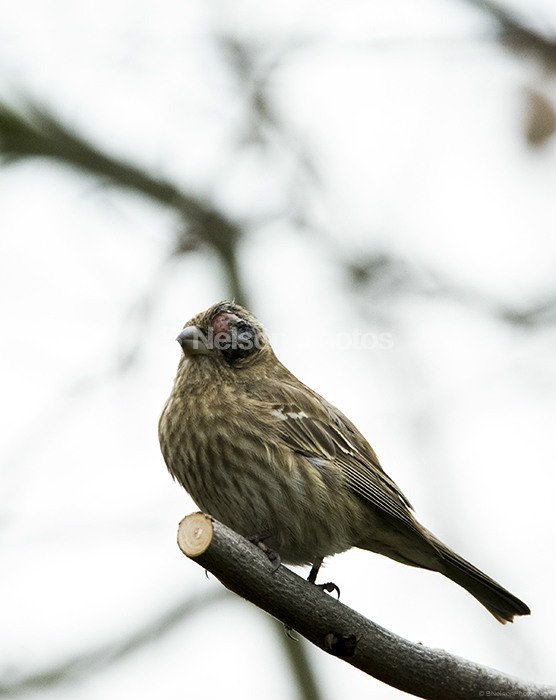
[159,301,530,623]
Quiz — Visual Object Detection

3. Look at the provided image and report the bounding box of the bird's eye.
[220,321,259,363]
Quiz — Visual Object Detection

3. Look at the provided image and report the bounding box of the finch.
[159,301,530,623]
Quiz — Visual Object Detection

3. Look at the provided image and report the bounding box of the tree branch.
[0,590,226,696]
[0,101,247,305]
[459,0,556,69]
[178,512,556,700]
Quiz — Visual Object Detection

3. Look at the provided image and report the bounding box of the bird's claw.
[316,581,341,599]
[264,546,282,572]
[283,624,298,640]
[248,533,281,572]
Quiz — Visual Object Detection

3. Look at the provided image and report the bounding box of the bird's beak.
[176,326,209,356]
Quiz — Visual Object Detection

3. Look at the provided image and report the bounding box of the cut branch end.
[178,512,214,557]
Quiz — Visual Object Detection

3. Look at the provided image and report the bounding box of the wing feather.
[266,383,417,530]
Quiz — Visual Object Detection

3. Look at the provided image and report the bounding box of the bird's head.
[176,301,272,371]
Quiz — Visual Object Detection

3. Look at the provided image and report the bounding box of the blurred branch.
[0,101,247,304]
[458,1,556,145]
[0,589,324,700]
[346,252,556,328]
[178,513,556,700]
[459,0,556,69]
[213,34,321,228]
[216,35,284,144]
[271,619,323,700]
[0,590,227,697]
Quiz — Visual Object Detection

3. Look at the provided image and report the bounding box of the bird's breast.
[159,379,362,564]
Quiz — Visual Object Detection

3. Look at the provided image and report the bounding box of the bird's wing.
[267,383,417,530]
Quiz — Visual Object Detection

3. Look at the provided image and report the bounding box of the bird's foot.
[248,532,281,572]
[307,557,340,598]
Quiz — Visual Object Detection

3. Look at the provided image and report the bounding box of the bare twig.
[344,251,556,328]
[178,512,556,700]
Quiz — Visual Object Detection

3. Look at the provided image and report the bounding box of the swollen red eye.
[211,312,240,335]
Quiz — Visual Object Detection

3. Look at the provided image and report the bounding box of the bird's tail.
[431,535,530,624]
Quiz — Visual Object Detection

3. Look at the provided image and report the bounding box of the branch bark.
[178,512,556,700]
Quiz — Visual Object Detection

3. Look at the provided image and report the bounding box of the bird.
[159,301,530,623]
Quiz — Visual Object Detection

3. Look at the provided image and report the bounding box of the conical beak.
[176,326,209,356]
